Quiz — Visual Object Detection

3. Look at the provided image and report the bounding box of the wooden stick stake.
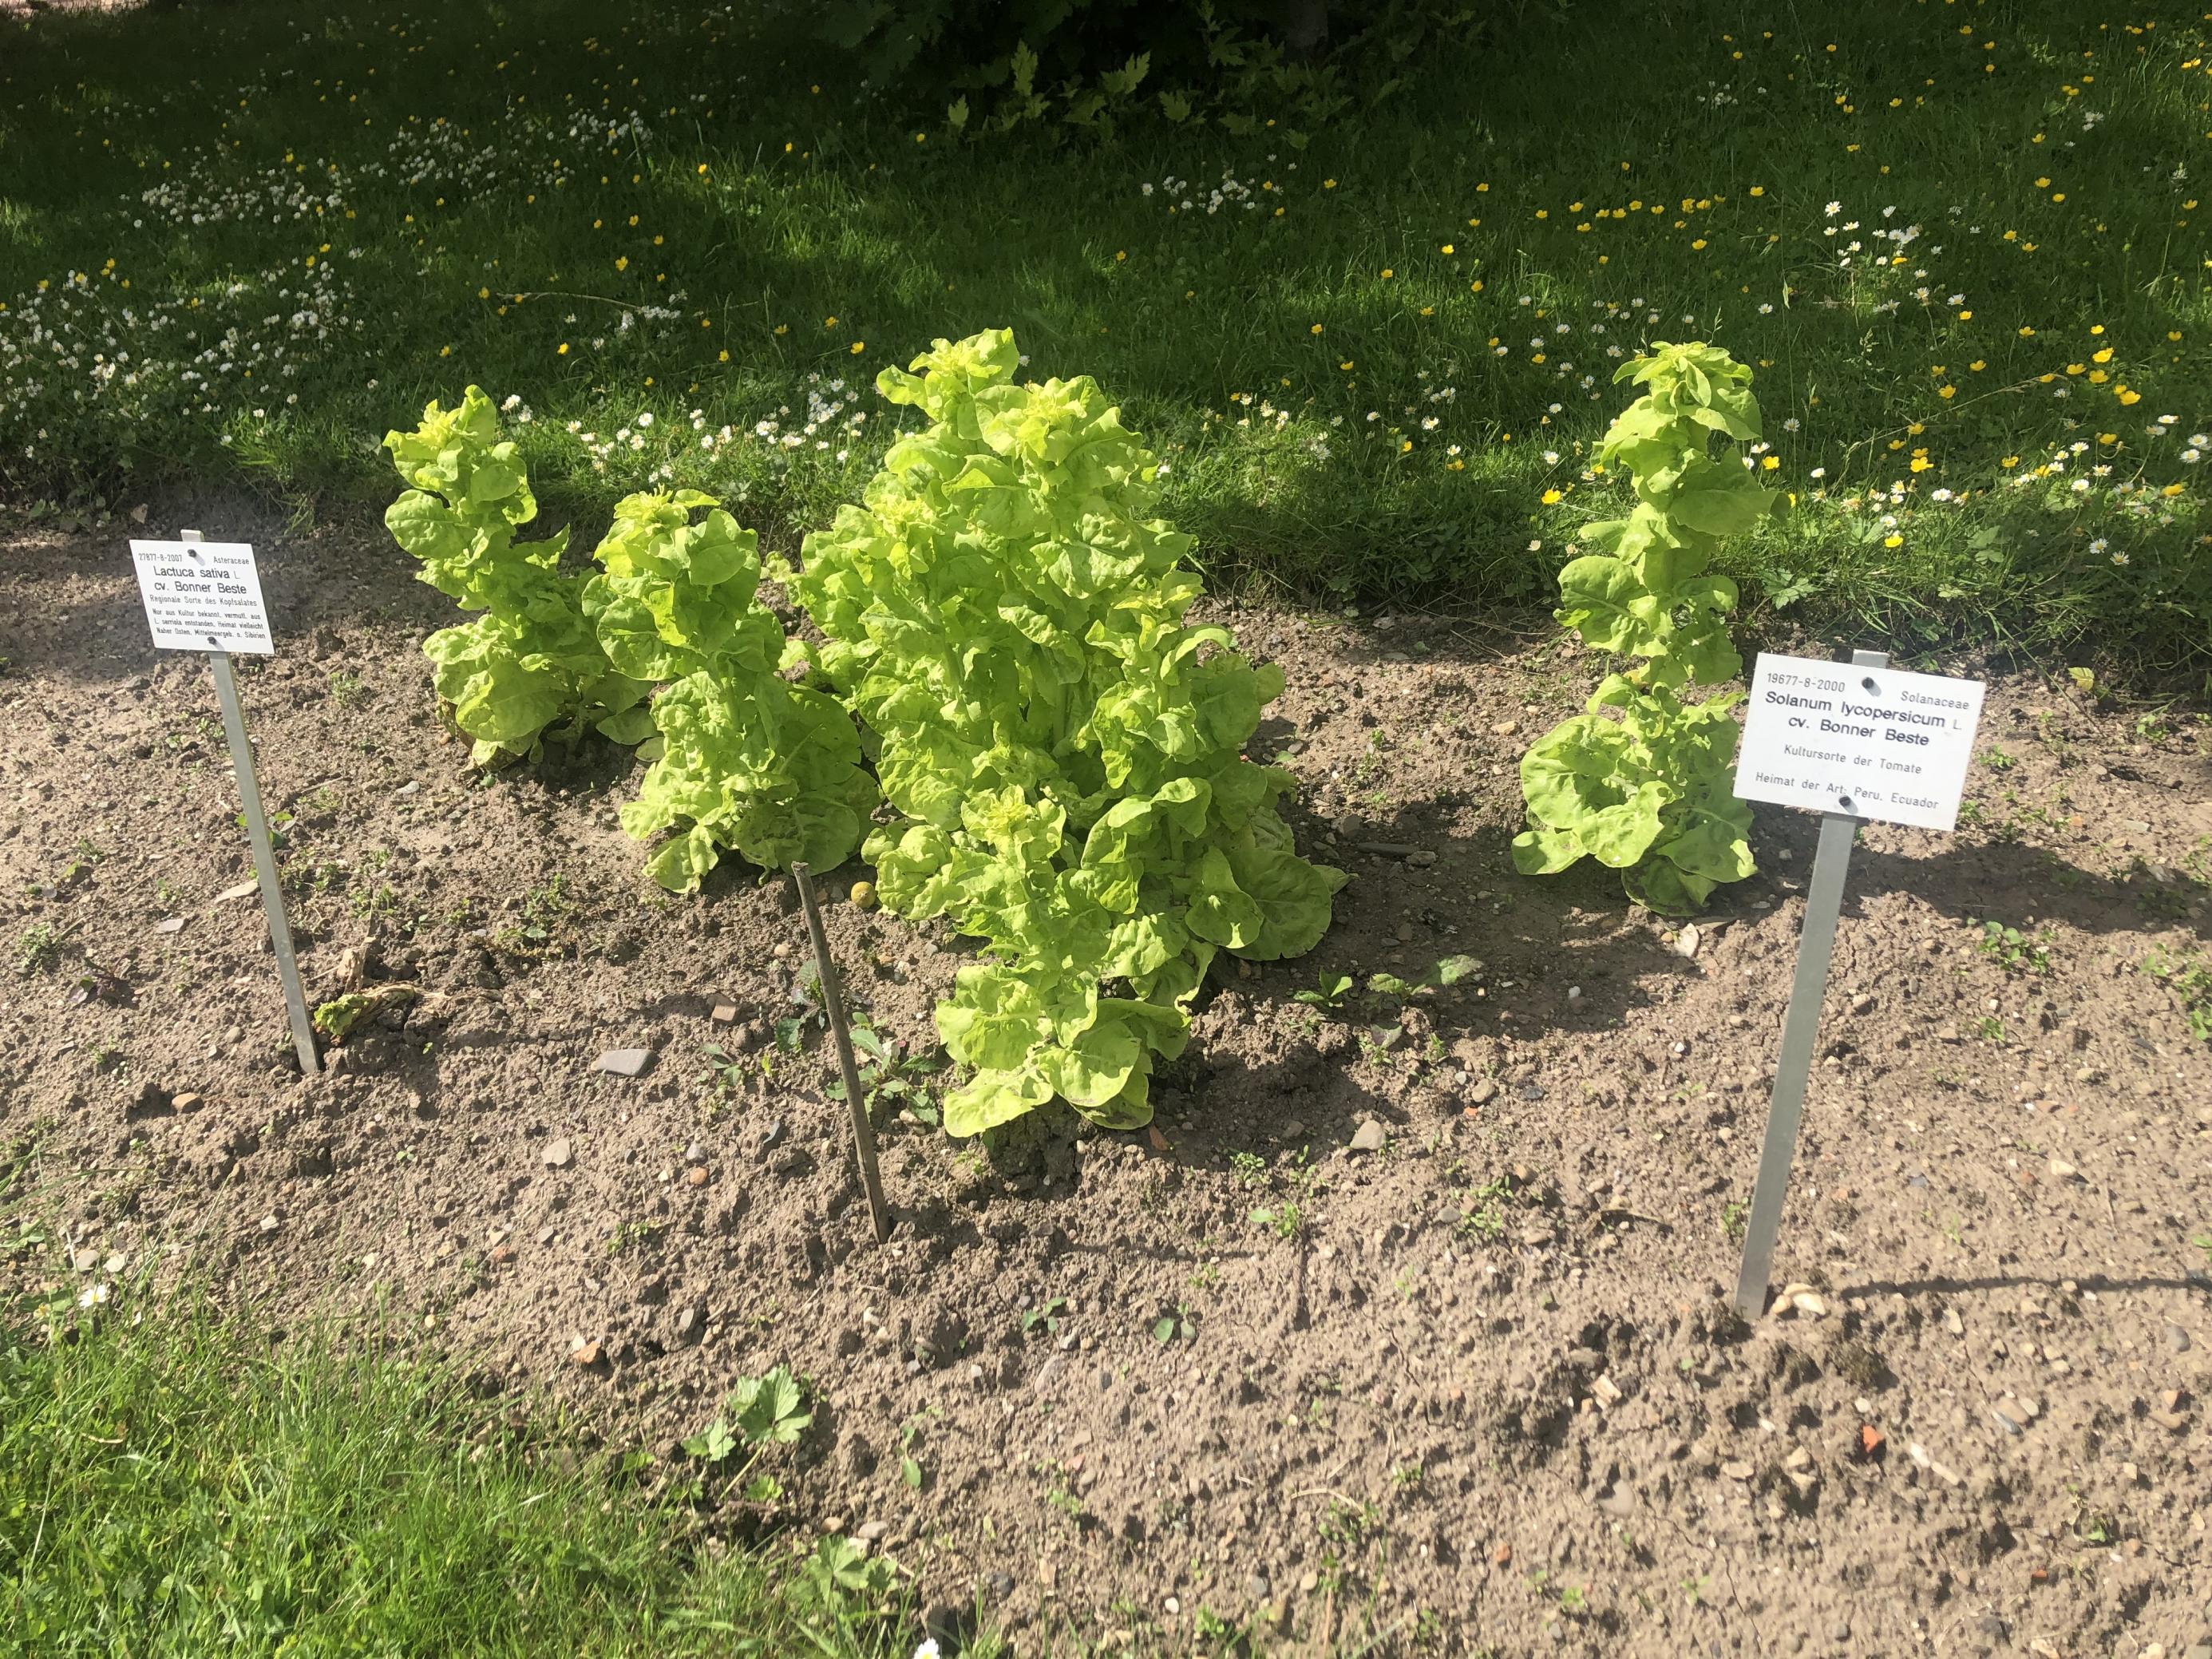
[791,861,891,1244]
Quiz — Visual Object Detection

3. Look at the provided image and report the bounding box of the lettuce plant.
[1513,342,1773,914]
[794,328,1344,1137]
[383,387,648,762]
[582,491,876,890]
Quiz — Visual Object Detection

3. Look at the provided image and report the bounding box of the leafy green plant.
[584,490,876,889]
[1514,342,1772,913]
[828,1020,944,1126]
[382,387,649,763]
[1978,921,2054,976]
[2142,946,2212,1041]
[794,328,1344,1137]
[680,1365,812,1504]
[1020,1297,1067,1338]
[897,1415,928,1490]
[1292,970,1355,1013]
[14,922,60,976]
[1152,1302,1196,1344]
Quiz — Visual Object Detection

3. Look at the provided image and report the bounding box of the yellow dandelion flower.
[1440,243,1454,255]
[1311,323,1324,335]
[1884,534,1903,548]
[850,341,865,354]
[1938,385,1957,399]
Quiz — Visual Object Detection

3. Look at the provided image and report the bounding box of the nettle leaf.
[1518,342,1763,912]
[797,328,1343,1137]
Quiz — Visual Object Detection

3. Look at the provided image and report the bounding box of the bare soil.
[4,495,2211,1659]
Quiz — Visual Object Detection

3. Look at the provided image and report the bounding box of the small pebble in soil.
[542,1137,573,1170]
[684,1140,706,1162]
[1348,1119,1387,1154]
[2167,1324,2191,1353]
[595,1048,654,1078]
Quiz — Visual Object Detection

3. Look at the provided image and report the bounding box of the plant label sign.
[130,539,275,655]
[129,529,319,1075]
[1733,652,1986,831]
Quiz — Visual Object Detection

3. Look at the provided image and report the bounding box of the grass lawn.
[0,1298,922,1657]
[1,2,2208,674]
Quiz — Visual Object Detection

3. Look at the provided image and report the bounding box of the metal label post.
[1731,647,1887,1321]
[184,529,321,1075]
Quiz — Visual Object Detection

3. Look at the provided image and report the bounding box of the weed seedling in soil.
[1978,1016,2008,1044]
[1153,1303,1197,1345]
[699,1043,746,1095]
[898,1416,928,1490]
[1020,1297,1067,1339]
[1229,1150,1268,1188]
[1978,921,2054,976]
[1721,1199,1748,1244]
[2141,947,2212,1041]
[1250,1201,1304,1239]
[14,923,60,976]
[1292,970,1355,1014]
[1458,1177,1514,1241]
[1982,746,2017,770]
[681,1365,812,1505]
[829,1020,943,1126]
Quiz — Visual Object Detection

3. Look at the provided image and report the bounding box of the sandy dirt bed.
[3,495,2210,1658]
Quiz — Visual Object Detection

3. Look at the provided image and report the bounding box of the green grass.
[0,1301,910,1657]
[2,1,2210,673]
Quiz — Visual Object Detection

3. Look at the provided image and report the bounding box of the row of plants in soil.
[384,327,1777,1136]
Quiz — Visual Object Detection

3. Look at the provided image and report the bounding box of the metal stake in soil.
[1731,647,1888,1323]
[187,529,320,1077]
[791,861,892,1244]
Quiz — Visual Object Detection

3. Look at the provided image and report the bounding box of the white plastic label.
[130,540,274,655]
[1734,652,1985,831]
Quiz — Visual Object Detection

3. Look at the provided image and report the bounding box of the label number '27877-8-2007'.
[1732,652,1985,832]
